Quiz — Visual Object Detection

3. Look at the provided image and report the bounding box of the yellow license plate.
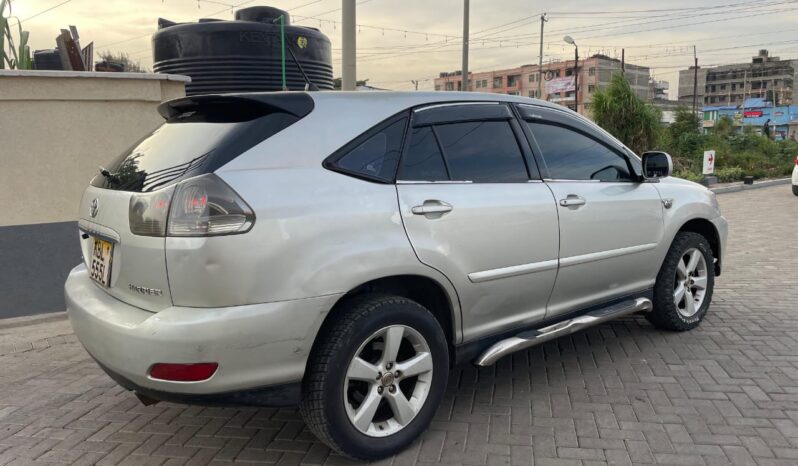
[89,237,113,287]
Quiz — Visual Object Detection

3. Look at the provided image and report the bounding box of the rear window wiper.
[99,166,120,183]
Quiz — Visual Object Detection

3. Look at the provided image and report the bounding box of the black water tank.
[33,49,63,70]
[152,6,333,95]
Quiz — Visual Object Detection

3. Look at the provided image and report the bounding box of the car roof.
[306,90,567,112]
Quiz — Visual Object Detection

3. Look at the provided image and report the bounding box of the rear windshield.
[91,97,311,192]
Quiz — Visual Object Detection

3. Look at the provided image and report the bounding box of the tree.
[713,115,735,138]
[590,73,661,154]
[669,106,700,140]
[98,50,147,72]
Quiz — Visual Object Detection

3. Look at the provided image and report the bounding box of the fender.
[652,178,725,275]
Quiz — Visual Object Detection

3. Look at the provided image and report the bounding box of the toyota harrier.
[66,91,728,459]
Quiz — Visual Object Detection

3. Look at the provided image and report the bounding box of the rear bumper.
[792,166,798,186]
[65,265,341,401]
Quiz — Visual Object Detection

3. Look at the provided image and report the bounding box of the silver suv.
[66,91,728,459]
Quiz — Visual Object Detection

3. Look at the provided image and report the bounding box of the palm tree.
[590,73,661,155]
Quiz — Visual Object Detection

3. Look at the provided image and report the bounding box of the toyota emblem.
[90,198,99,218]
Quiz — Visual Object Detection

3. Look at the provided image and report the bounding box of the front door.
[396,103,560,342]
[519,105,665,317]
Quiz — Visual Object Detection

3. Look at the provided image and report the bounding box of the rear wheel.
[299,294,448,460]
[648,232,715,331]
[792,184,798,196]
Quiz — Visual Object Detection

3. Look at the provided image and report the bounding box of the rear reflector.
[149,362,218,382]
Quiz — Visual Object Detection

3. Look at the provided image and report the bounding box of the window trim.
[322,110,411,184]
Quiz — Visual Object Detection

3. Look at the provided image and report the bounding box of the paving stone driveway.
[1,184,797,466]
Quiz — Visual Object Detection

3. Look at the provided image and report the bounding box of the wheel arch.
[309,274,459,366]
[675,218,722,275]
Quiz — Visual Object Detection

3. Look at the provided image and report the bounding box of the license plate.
[89,237,114,287]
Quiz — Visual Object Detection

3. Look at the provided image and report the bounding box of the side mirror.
[641,151,673,180]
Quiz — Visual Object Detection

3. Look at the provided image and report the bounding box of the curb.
[710,177,791,195]
[0,311,67,330]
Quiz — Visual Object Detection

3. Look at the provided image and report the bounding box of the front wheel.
[792,184,798,196]
[299,294,449,460]
[648,232,715,331]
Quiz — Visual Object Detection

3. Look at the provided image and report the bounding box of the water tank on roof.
[152,6,333,95]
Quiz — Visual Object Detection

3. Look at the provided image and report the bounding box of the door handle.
[411,200,453,216]
[559,195,586,207]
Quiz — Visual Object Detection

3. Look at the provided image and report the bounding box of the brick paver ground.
[1,185,797,466]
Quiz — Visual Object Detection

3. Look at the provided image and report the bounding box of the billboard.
[545,76,575,95]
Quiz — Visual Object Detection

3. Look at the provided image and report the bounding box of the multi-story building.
[679,50,798,107]
[433,54,650,114]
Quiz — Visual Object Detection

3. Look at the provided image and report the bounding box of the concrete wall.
[0,70,188,318]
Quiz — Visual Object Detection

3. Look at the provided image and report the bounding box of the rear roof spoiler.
[157,92,315,121]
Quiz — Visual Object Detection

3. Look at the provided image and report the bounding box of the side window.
[434,121,528,183]
[527,122,633,181]
[398,126,448,181]
[330,118,407,181]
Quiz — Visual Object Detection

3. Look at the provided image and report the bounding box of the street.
[1,184,797,466]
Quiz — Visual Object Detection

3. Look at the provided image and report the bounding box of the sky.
[8,0,798,97]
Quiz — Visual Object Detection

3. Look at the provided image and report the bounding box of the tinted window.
[91,113,299,192]
[435,121,528,183]
[333,118,407,181]
[399,126,448,181]
[527,123,633,181]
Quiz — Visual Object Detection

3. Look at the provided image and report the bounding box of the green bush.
[714,167,744,183]
[673,170,703,183]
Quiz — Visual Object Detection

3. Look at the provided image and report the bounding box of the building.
[679,50,798,107]
[434,54,650,114]
[702,98,798,140]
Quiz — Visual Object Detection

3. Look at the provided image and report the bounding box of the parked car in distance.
[792,155,798,195]
[66,91,728,460]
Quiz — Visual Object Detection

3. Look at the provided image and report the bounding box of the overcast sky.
[11,0,798,96]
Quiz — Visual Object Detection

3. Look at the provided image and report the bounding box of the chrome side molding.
[474,298,653,367]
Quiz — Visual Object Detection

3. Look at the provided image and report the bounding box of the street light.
[563,35,579,113]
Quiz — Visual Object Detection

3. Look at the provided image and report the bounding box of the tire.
[299,294,449,460]
[647,232,715,331]
[792,184,798,196]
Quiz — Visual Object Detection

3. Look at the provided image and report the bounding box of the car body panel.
[792,163,798,187]
[544,181,664,317]
[66,264,342,393]
[397,182,559,342]
[77,186,172,312]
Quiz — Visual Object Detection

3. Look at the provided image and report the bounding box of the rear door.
[517,105,664,317]
[396,102,560,342]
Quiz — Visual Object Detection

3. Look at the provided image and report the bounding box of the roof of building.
[743,98,771,108]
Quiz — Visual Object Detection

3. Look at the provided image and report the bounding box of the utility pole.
[538,13,547,98]
[411,80,419,91]
[341,0,356,91]
[621,48,625,76]
[692,45,698,115]
[461,0,469,92]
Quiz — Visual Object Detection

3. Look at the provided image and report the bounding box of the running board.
[475,298,652,367]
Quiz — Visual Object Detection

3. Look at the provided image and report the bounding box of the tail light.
[795,156,798,166]
[129,189,174,236]
[129,174,254,237]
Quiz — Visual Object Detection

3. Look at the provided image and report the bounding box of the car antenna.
[286,45,320,91]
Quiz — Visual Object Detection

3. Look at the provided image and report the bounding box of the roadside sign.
[703,150,715,175]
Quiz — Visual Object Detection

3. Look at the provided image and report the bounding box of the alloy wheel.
[673,247,709,318]
[343,325,434,437]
